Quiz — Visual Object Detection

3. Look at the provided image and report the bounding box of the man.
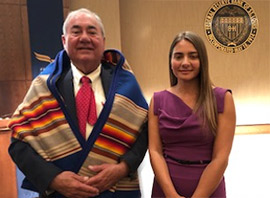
[8,8,148,198]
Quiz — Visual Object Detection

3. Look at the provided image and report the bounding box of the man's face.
[62,13,105,71]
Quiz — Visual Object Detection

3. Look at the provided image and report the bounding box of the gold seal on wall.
[205,0,258,53]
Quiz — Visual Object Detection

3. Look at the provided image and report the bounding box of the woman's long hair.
[169,31,218,135]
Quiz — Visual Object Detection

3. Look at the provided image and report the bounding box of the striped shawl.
[9,49,148,193]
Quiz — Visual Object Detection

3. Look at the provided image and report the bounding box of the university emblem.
[205,0,258,53]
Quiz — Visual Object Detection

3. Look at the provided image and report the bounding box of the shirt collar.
[71,63,101,86]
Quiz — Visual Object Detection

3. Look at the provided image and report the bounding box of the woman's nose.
[182,56,190,65]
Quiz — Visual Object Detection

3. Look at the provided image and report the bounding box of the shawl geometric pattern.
[9,49,148,193]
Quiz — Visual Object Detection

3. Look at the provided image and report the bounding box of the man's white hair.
[62,8,105,37]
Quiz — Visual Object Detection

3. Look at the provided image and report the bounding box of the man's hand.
[49,171,99,198]
[85,161,129,192]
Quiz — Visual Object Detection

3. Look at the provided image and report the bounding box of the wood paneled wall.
[0,2,29,197]
[0,0,31,118]
[0,0,69,118]
[0,120,17,198]
[0,0,121,118]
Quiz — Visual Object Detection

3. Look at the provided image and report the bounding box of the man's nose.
[80,31,91,42]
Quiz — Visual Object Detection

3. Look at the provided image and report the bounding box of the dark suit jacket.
[8,61,148,195]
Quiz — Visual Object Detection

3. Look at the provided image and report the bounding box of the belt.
[164,154,211,165]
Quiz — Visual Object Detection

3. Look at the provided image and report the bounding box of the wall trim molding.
[2,120,270,135]
[236,124,270,135]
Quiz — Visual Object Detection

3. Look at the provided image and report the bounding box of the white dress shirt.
[71,63,106,139]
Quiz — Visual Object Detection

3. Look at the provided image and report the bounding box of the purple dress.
[151,87,230,198]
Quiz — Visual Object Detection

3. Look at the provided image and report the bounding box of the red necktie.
[76,76,97,138]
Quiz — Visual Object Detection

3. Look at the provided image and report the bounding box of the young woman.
[148,31,236,198]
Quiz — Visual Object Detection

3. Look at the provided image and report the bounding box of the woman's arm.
[148,98,183,198]
[192,92,236,197]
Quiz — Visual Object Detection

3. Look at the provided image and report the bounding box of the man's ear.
[61,35,66,48]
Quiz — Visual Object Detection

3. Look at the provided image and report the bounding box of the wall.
[68,0,122,50]
[1,0,269,197]
[225,133,270,198]
[117,1,269,197]
[0,0,31,118]
[0,121,17,198]
[68,1,270,197]
[139,133,270,198]
[1,1,268,124]
[119,0,270,126]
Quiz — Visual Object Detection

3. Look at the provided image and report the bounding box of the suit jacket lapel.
[57,68,78,128]
[56,62,115,130]
[101,62,115,97]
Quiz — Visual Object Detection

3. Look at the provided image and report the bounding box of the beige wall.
[69,0,270,125]
[119,0,270,125]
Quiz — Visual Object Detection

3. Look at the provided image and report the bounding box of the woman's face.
[171,39,200,83]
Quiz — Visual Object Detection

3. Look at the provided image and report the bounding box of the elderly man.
[8,8,148,198]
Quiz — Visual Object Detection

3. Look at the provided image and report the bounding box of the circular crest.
[205,0,258,53]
